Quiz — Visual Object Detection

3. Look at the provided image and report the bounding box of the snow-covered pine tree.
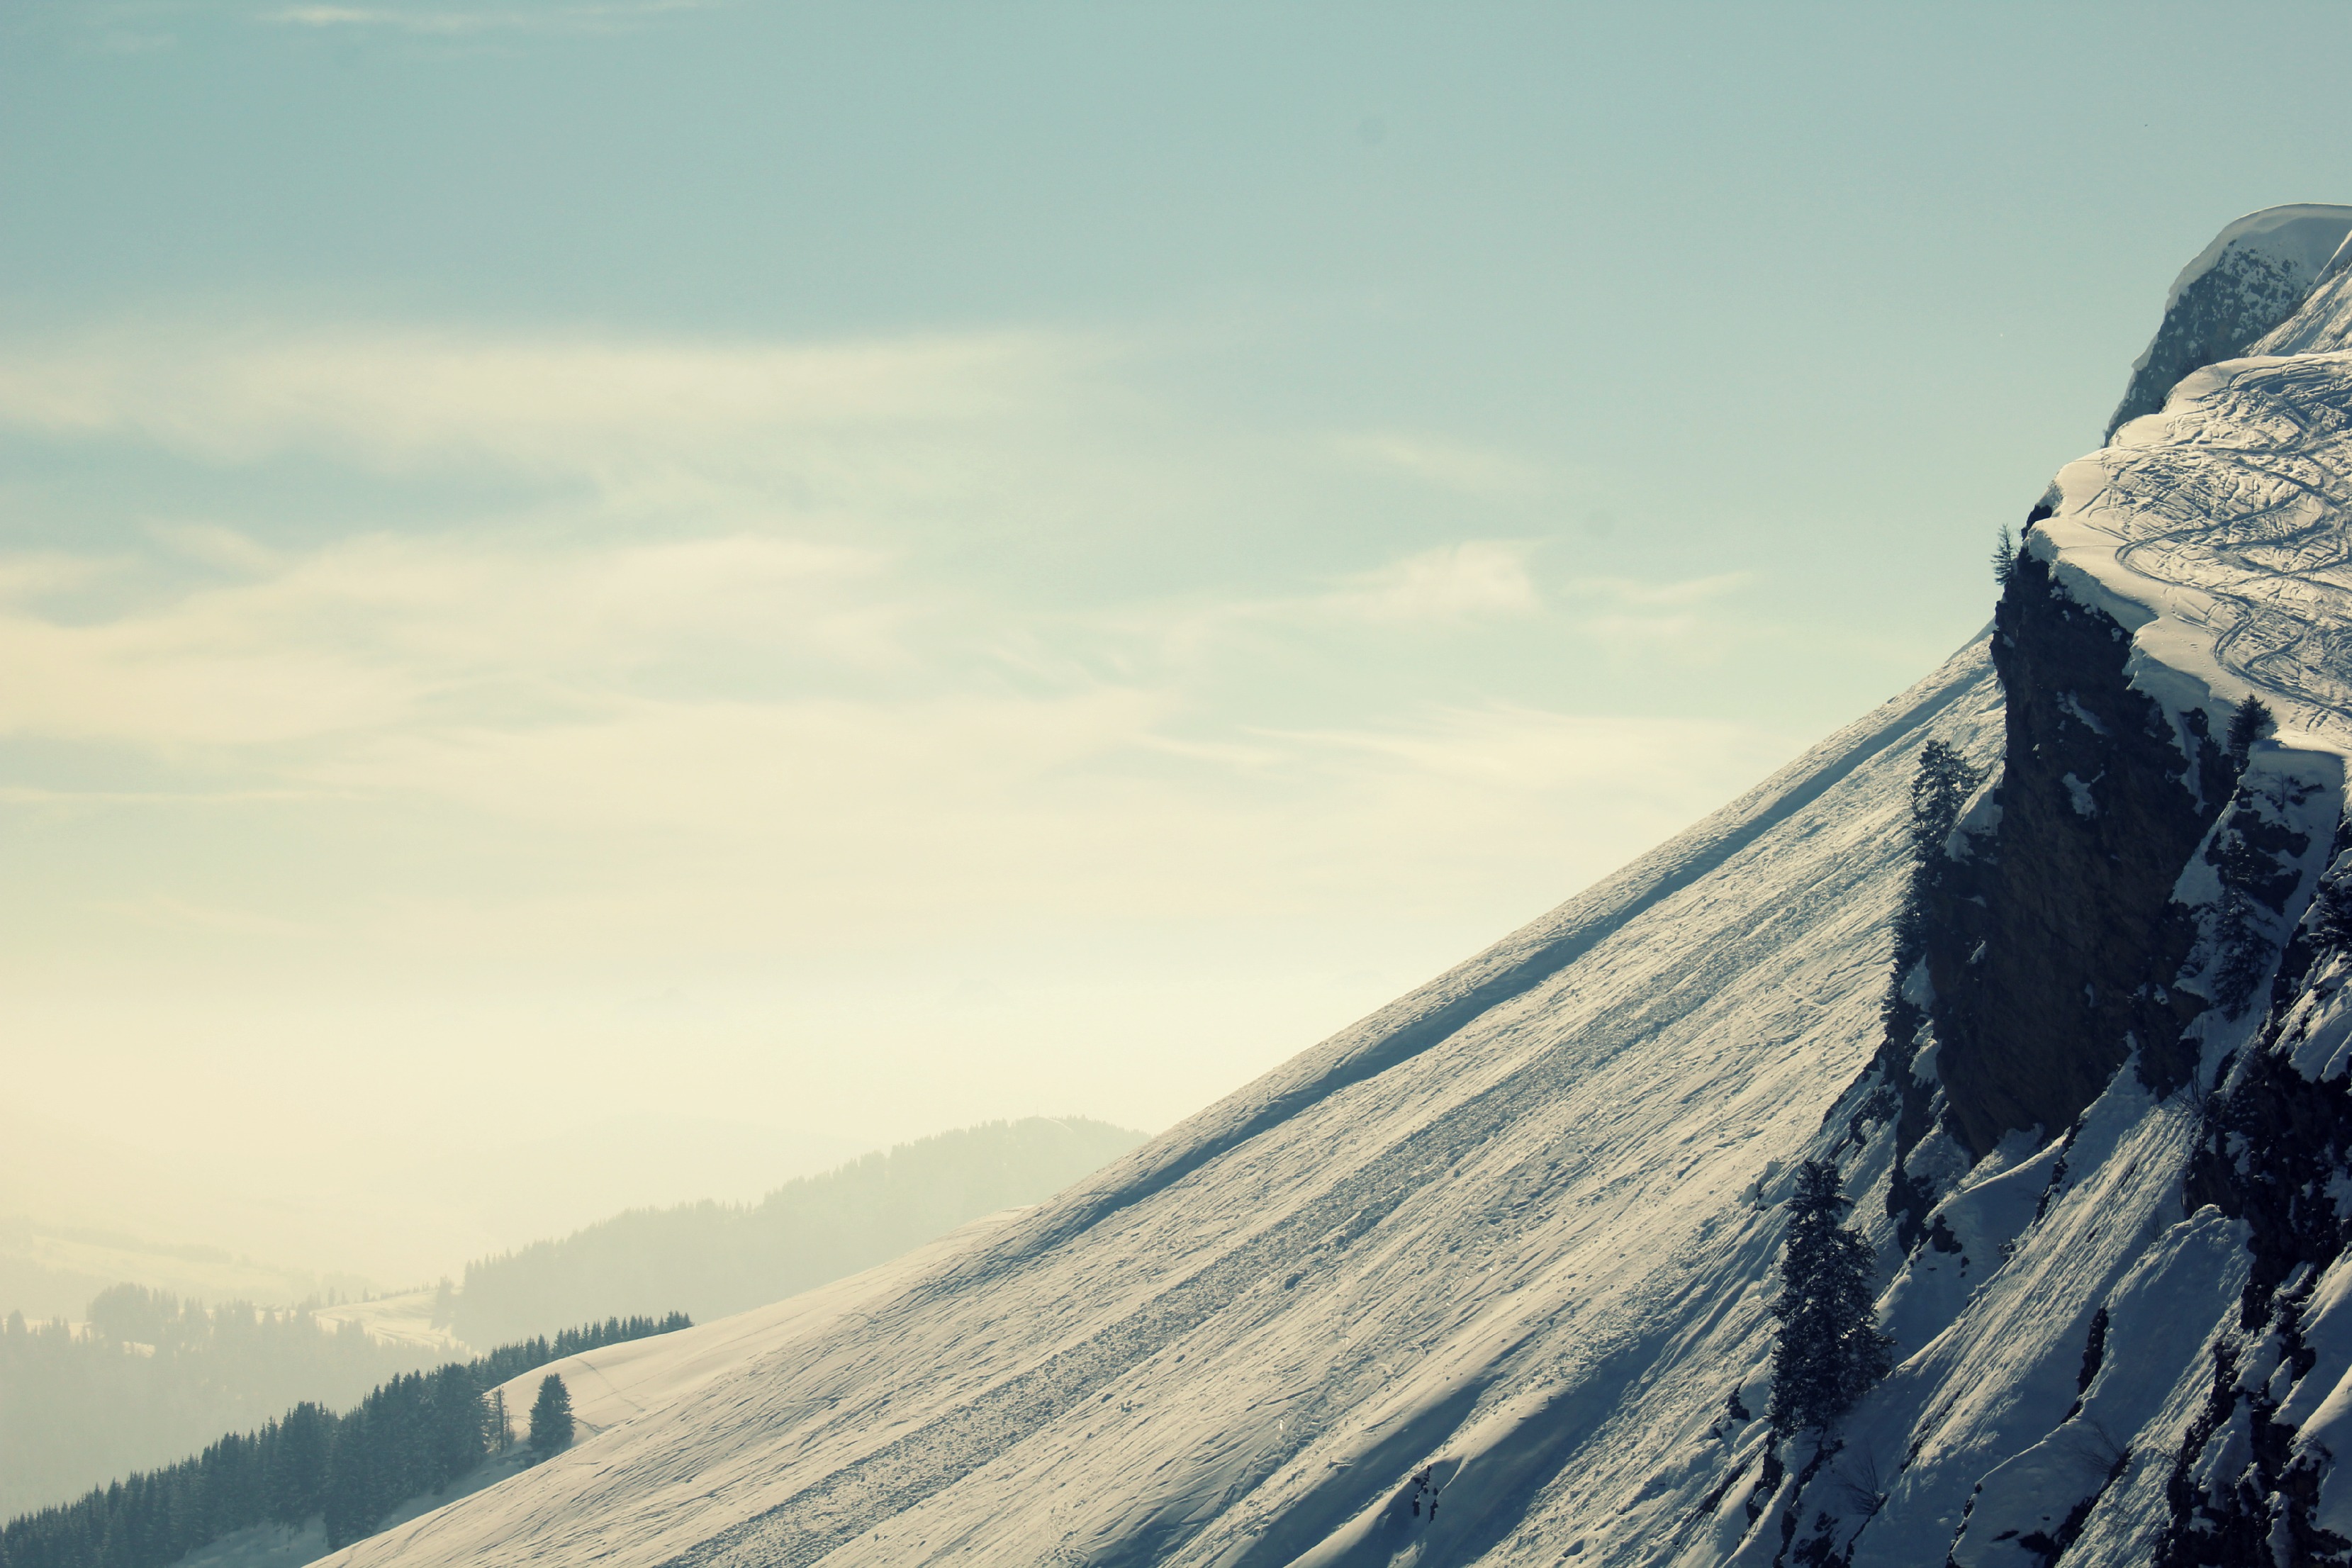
[1768,1160,1893,1435]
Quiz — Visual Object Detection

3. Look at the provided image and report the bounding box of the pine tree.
[427,1364,486,1487]
[1886,739,1981,985]
[1909,740,1980,861]
[483,1387,511,1455]
[2227,693,2276,768]
[320,1411,376,1548]
[1768,1160,1893,1435]
[527,1374,573,1458]
[1991,525,2017,586]
[267,1403,332,1526]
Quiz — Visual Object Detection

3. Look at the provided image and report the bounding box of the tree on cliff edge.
[2227,694,2275,768]
[1769,1160,1893,1435]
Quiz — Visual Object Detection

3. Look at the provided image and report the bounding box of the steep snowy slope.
[315,205,2352,1568]
[317,646,2000,1568]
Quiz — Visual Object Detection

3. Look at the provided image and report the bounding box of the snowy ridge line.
[933,639,1995,1279]
[2103,204,2352,442]
[2142,206,2352,330]
[2043,347,2352,773]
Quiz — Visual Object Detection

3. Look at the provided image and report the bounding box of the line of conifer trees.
[0,1286,435,1518]
[0,1313,688,1568]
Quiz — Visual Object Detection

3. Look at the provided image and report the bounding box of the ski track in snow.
[2052,350,2352,754]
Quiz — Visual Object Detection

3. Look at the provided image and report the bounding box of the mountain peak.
[2105,203,2352,442]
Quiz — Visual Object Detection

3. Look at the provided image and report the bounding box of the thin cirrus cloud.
[0,323,1102,489]
[1559,570,1754,659]
[0,316,1793,970]
[0,313,1810,1177]
[258,1,714,36]
[1321,540,1542,624]
[0,529,910,749]
[1326,430,1549,500]
[1106,542,1545,676]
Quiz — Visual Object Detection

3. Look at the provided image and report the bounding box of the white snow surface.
[310,208,2352,1568]
[311,1289,468,1355]
[2040,247,2352,770]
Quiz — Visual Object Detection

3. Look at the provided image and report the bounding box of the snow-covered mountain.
[319,206,2352,1568]
[2105,204,2352,442]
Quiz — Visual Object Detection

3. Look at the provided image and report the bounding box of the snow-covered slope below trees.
[313,206,2352,1568]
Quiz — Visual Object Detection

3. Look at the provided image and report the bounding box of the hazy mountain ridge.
[0,1111,871,1303]
[449,1118,1148,1346]
[0,1118,1142,1552]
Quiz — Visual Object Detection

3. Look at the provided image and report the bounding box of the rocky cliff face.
[1870,540,2231,1253]
[1853,538,2348,1565]
[1926,546,2224,1157]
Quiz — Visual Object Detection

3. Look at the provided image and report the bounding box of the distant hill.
[0,1285,436,1517]
[0,1107,869,1299]
[449,1117,1146,1346]
[0,1216,343,1324]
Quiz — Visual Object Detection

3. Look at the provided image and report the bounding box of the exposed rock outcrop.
[2105,206,2352,442]
[1927,548,2227,1158]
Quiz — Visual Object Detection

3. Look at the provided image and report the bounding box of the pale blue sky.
[5,1,2347,1275]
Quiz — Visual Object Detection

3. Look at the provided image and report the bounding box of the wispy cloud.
[1319,541,1542,623]
[0,325,1105,511]
[1102,542,1544,675]
[1328,430,1547,499]
[1558,571,1754,659]
[260,0,714,37]
[0,530,907,749]
[1564,571,1751,608]
[0,315,1801,1057]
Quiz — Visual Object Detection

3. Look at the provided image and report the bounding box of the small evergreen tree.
[1991,525,2017,586]
[1886,739,1981,983]
[527,1374,574,1458]
[483,1387,511,1454]
[320,1411,376,1547]
[1909,740,1980,861]
[267,1402,332,1526]
[2227,694,2276,768]
[1768,1160,1893,1435]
